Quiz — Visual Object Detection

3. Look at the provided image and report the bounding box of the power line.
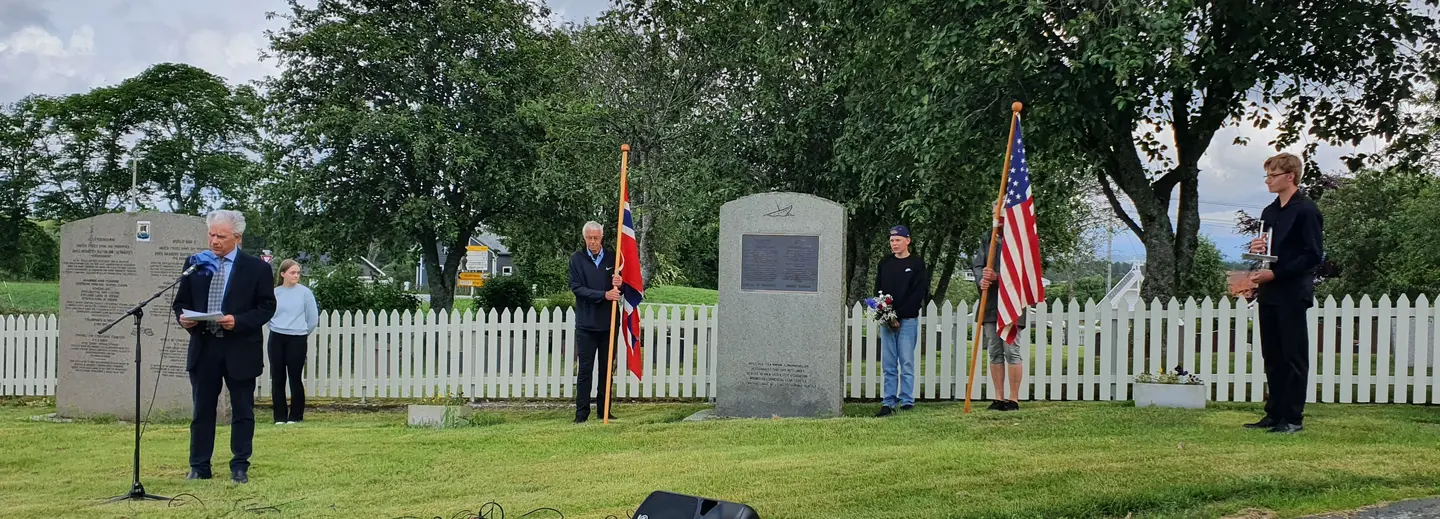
[1196,199,1266,210]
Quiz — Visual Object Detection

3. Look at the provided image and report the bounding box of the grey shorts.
[983,323,1022,365]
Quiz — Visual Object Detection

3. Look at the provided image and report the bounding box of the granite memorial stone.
[57,212,232,422]
[716,193,845,418]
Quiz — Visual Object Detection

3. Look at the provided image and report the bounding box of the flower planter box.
[1133,383,1206,409]
[407,404,473,428]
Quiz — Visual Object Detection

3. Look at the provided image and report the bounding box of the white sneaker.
[286,421,297,424]
[275,421,284,425]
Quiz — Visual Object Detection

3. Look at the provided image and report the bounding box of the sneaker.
[1003,400,1020,411]
[274,421,284,425]
[987,400,1006,411]
[874,406,894,417]
[1267,423,1303,434]
[286,421,298,424]
[900,404,914,411]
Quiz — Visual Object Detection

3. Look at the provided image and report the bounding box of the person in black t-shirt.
[872,225,930,417]
[1245,152,1324,434]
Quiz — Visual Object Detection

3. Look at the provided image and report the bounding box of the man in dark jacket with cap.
[872,225,929,417]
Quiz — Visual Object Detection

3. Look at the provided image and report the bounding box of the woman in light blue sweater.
[267,259,319,424]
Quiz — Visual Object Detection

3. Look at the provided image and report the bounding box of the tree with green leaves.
[0,96,55,279]
[22,64,260,222]
[986,0,1440,300]
[1312,168,1440,298]
[262,0,566,310]
[31,85,139,222]
[612,0,1097,300]
[126,63,262,214]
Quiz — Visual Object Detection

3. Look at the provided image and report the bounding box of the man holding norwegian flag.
[568,221,624,424]
[568,144,646,425]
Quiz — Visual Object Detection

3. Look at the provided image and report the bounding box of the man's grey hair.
[207,209,247,236]
[582,221,603,235]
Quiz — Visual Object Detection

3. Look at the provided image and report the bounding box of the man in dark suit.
[1246,152,1324,434]
[172,209,276,483]
[569,221,622,424]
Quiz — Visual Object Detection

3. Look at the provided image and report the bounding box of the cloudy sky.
[1,0,1383,262]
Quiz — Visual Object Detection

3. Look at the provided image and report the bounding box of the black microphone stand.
[99,272,190,503]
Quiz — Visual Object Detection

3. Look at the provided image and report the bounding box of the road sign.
[458,278,484,287]
[261,249,273,263]
[465,245,490,252]
[458,272,485,280]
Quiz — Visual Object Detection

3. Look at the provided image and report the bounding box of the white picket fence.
[3,296,1437,404]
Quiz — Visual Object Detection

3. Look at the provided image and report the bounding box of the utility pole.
[1105,221,1114,291]
[128,158,140,212]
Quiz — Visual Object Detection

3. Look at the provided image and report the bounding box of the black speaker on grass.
[634,490,759,519]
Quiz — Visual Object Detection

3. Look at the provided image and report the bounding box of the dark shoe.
[605,413,617,420]
[186,471,211,480]
[1268,423,1303,434]
[230,470,248,484]
[900,404,914,411]
[574,416,588,424]
[987,400,1005,411]
[1244,417,1279,429]
[1003,400,1020,411]
[874,406,894,417]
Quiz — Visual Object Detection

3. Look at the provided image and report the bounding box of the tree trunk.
[845,222,875,303]
[422,226,473,313]
[421,240,452,312]
[932,234,960,304]
[636,184,656,288]
[1173,175,1201,297]
[1136,210,1177,304]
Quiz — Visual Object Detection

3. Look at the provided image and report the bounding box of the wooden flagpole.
[964,102,1022,414]
[603,144,630,425]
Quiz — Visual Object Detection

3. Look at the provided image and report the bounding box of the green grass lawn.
[643,285,718,306]
[0,280,59,315]
[1,399,1437,519]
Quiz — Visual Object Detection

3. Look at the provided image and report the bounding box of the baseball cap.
[890,225,910,238]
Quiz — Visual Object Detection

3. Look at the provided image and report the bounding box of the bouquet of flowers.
[864,291,899,329]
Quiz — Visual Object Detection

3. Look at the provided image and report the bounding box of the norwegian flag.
[617,181,645,380]
[997,116,1045,344]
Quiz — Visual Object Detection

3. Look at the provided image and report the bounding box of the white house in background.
[414,231,514,289]
[1105,263,1144,310]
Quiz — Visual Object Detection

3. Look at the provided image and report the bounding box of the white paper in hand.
[181,309,223,321]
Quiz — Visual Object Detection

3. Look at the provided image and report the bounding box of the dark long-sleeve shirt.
[874,253,929,319]
[970,233,1028,328]
[971,233,1002,324]
[569,247,620,331]
[1258,192,1324,307]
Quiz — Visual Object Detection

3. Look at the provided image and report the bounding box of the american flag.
[617,180,645,380]
[997,116,1044,344]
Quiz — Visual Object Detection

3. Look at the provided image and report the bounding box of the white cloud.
[69,25,94,54]
[3,26,65,56]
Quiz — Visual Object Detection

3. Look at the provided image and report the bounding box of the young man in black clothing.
[1246,152,1324,434]
[569,221,623,424]
[872,225,930,417]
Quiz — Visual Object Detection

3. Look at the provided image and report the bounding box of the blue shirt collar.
[220,248,238,263]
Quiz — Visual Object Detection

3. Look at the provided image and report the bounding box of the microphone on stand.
[180,250,221,279]
[97,248,219,503]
